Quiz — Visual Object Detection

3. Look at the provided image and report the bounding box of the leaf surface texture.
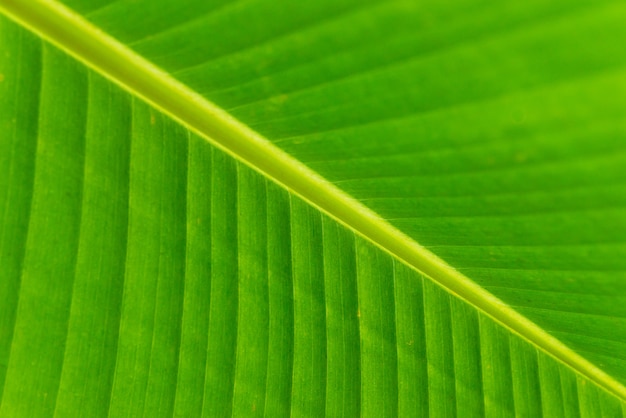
[1,0,626,416]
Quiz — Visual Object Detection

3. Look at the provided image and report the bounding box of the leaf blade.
[2,0,626,415]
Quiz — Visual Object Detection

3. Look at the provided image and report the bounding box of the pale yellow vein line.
[2,0,625,402]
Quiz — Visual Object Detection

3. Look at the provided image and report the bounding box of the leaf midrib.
[2,0,625,401]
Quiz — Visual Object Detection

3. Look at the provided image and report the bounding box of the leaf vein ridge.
[2,0,626,402]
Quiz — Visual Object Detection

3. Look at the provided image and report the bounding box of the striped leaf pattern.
[2,0,626,416]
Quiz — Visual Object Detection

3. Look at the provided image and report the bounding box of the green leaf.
[1,0,626,416]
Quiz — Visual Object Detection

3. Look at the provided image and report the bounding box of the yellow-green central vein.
[2,0,625,402]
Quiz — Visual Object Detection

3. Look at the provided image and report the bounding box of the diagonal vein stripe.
[1,0,625,402]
